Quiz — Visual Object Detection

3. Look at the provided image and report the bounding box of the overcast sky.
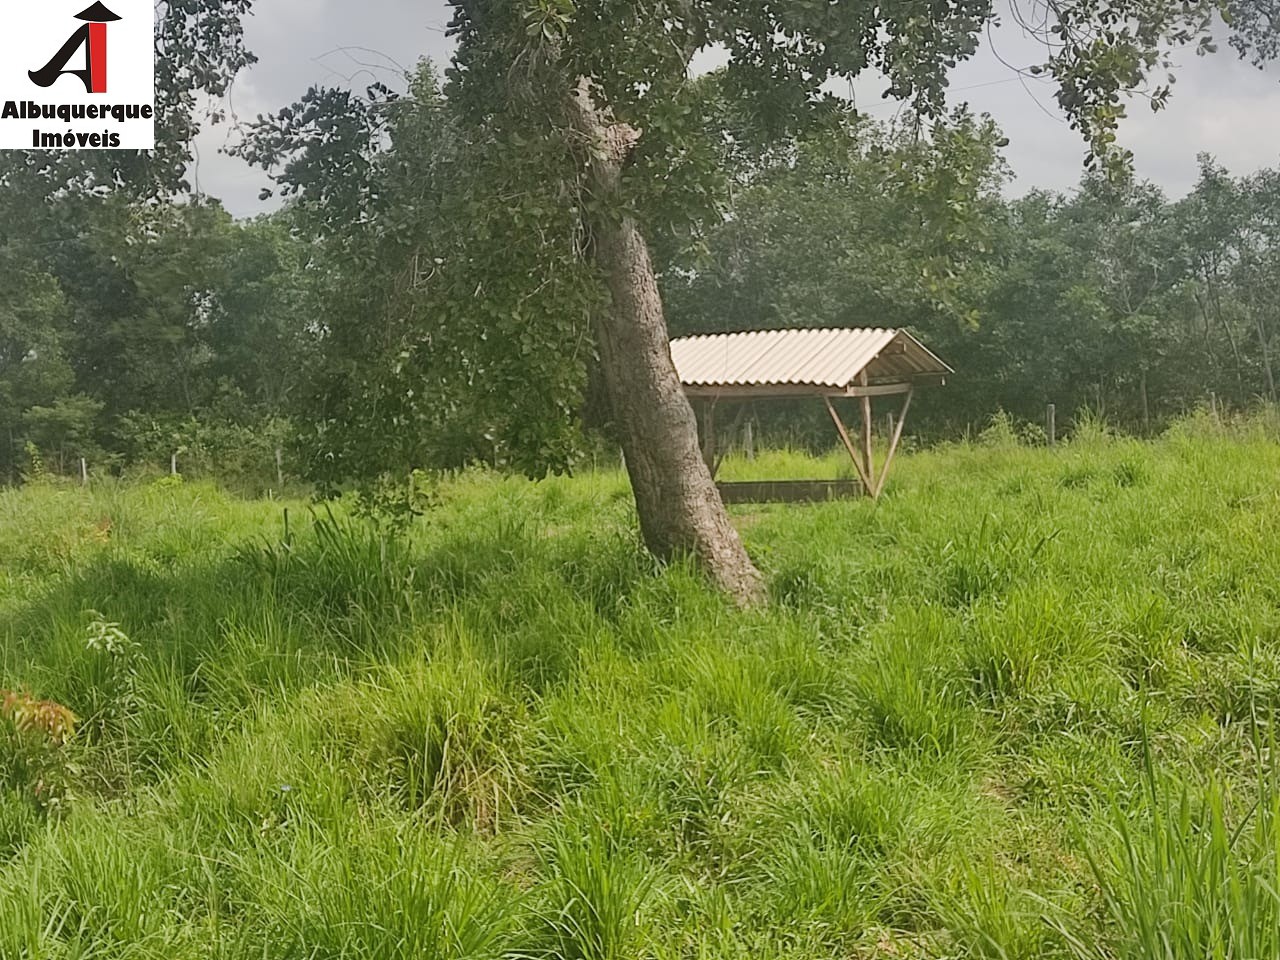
[191,1,1280,219]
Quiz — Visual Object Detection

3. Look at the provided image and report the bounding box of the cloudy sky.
[191,1,1280,219]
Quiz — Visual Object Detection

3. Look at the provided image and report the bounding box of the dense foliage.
[240,66,599,488]
[7,102,1280,482]
[0,0,1275,486]
[0,0,276,484]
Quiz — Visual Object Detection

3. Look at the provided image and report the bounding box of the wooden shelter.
[670,328,952,502]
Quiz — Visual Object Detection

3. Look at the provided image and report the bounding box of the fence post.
[80,458,88,486]
[275,447,284,487]
[743,419,755,461]
[1209,391,1220,425]
[886,412,896,440]
[1047,404,1057,448]
[171,452,178,476]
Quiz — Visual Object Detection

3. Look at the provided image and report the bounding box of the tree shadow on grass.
[0,506,678,734]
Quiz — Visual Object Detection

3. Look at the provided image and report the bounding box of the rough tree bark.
[567,80,765,606]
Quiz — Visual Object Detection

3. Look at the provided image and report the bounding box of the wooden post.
[712,405,748,479]
[1047,404,1057,448]
[80,458,88,486]
[1139,370,1151,435]
[873,388,914,499]
[859,372,874,492]
[824,396,874,494]
[744,418,755,462]
[171,452,178,476]
[1209,391,1220,425]
[701,400,717,472]
[886,412,896,440]
[275,447,284,487]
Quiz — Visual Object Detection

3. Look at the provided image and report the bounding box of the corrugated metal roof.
[670,328,952,390]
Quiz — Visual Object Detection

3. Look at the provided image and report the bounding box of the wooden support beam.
[872,387,914,499]
[824,396,874,494]
[711,403,748,479]
[844,381,924,398]
[701,399,717,472]
[681,376,943,401]
[859,371,875,492]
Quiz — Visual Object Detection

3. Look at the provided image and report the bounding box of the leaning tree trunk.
[567,80,764,606]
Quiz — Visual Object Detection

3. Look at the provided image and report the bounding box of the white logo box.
[0,0,155,150]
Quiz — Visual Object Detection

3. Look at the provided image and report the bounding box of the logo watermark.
[0,1,155,149]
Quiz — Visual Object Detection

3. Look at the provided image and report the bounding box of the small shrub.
[975,410,1051,449]
[1,690,79,810]
[353,468,439,528]
[1,690,77,745]
[1162,406,1223,442]
[21,441,49,483]
[1070,409,1115,446]
[1110,458,1148,488]
[149,473,184,490]
[84,612,145,718]
[976,411,1022,449]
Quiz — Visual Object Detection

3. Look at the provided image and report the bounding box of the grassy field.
[3,414,1280,958]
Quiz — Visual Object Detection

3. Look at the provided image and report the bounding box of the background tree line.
[0,199,316,482]
[3,67,1279,483]
[666,134,1280,443]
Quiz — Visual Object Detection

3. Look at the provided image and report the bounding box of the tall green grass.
[1,423,1279,957]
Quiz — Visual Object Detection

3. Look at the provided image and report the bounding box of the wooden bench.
[716,480,863,504]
